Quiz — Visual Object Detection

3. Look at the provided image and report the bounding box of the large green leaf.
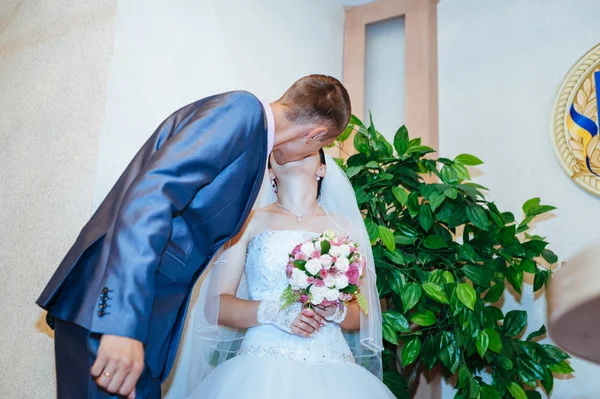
[507,265,523,294]
[517,356,545,387]
[541,365,554,395]
[533,271,549,292]
[423,235,447,249]
[504,310,527,337]
[421,334,439,370]
[537,344,570,364]
[439,332,460,373]
[461,264,492,288]
[541,248,558,264]
[526,325,547,342]
[382,322,398,345]
[383,370,410,399]
[507,382,527,399]
[392,186,408,206]
[419,204,434,232]
[476,330,489,358]
[387,269,404,296]
[402,338,421,366]
[378,225,395,252]
[485,328,502,353]
[401,282,422,312]
[548,361,574,374]
[410,310,436,326]
[454,153,484,166]
[484,282,505,302]
[422,282,450,304]
[441,165,459,184]
[345,165,364,179]
[364,218,379,243]
[394,125,409,155]
[479,386,502,399]
[354,130,370,153]
[457,283,477,311]
[383,310,411,333]
[385,249,406,266]
[466,203,489,230]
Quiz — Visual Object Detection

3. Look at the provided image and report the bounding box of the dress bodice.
[239,230,355,365]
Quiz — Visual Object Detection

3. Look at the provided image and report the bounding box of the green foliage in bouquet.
[336,115,574,399]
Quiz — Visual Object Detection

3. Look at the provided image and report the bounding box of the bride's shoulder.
[240,206,277,237]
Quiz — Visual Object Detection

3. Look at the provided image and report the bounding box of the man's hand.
[91,334,144,399]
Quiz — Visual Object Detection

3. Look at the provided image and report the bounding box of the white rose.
[335,257,350,272]
[319,254,333,269]
[323,230,336,240]
[324,274,337,288]
[301,241,315,257]
[339,244,351,258]
[335,274,349,289]
[309,285,329,305]
[329,245,342,258]
[290,269,310,290]
[305,258,323,276]
[325,288,340,302]
[314,240,322,250]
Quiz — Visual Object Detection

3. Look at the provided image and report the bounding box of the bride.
[162,149,395,398]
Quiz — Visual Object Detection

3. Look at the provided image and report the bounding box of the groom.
[37,75,351,399]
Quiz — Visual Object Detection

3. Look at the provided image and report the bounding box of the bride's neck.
[276,177,318,212]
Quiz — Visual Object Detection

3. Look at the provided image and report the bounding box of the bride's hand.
[290,310,325,337]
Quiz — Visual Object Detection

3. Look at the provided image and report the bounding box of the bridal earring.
[271,179,278,193]
[316,176,321,181]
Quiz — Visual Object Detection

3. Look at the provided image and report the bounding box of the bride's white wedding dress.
[192,230,395,398]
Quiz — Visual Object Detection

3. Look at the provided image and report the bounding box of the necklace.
[275,202,321,222]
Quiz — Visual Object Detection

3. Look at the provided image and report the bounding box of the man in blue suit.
[37,75,351,398]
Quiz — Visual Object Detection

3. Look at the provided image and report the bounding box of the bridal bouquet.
[280,230,368,315]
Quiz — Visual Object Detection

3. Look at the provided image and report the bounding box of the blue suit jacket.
[37,91,268,381]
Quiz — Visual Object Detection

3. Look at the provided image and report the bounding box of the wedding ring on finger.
[103,371,112,379]
[298,320,303,328]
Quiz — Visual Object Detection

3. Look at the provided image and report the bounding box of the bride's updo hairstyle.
[268,148,326,199]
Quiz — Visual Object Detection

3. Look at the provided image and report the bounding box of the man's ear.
[305,126,328,143]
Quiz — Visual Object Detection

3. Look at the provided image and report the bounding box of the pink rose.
[307,277,315,284]
[321,299,333,307]
[339,292,353,301]
[319,269,328,279]
[347,265,360,285]
[314,279,325,287]
[311,249,321,259]
[300,294,309,303]
[295,253,307,261]
[302,308,314,317]
[292,245,301,255]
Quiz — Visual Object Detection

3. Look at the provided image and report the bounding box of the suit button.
[98,311,105,317]
[101,295,109,301]
[102,287,109,294]
[99,304,107,309]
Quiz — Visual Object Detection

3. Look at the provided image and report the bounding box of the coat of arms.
[551,43,600,196]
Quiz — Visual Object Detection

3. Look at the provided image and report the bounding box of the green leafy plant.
[337,115,573,398]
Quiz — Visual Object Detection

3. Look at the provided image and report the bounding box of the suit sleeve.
[92,92,262,342]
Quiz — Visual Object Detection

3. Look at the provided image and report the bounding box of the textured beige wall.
[0,1,117,397]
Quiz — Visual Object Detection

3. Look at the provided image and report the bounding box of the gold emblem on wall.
[551,43,600,197]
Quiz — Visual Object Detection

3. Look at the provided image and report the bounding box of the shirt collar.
[260,100,275,155]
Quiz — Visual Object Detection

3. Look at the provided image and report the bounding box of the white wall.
[0,1,117,398]
[93,0,345,207]
[437,1,600,398]
[0,1,344,397]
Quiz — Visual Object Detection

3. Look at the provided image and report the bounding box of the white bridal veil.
[162,155,383,398]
